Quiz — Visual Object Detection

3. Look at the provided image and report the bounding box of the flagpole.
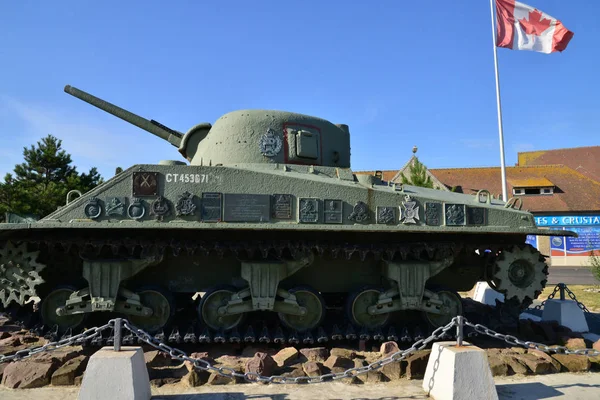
[489,0,508,202]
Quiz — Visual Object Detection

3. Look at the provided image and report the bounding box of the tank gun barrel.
[64,85,183,148]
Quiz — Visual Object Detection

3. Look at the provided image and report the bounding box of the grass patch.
[538,284,600,313]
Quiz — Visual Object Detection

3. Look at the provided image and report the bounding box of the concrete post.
[422,341,498,400]
[78,346,151,400]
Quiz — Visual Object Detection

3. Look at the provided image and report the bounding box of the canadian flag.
[495,0,574,53]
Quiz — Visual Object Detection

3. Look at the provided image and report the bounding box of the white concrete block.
[473,281,505,306]
[422,341,498,400]
[541,299,589,333]
[78,346,151,400]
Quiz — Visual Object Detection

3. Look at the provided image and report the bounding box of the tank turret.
[64,85,351,168]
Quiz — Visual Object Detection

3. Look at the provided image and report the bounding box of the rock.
[30,346,82,366]
[352,359,384,383]
[588,355,600,371]
[1,360,55,388]
[241,346,277,358]
[245,352,276,376]
[0,332,10,340]
[50,355,88,386]
[487,353,509,376]
[280,366,305,379]
[74,375,83,386]
[19,334,39,344]
[182,369,209,387]
[323,355,354,370]
[552,354,591,372]
[207,372,238,385]
[502,347,527,355]
[355,351,380,364]
[151,377,180,387]
[273,347,299,367]
[499,354,528,374]
[513,353,554,374]
[379,341,400,356]
[302,361,322,377]
[147,364,188,380]
[0,336,21,347]
[380,358,403,381]
[563,338,587,350]
[144,350,174,368]
[593,339,600,352]
[405,350,430,380]
[0,363,7,381]
[215,355,248,370]
[527,349,561,373]
[299,347,329,362]
[330,348,357,359]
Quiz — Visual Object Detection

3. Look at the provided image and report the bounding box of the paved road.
[548,266,599,285]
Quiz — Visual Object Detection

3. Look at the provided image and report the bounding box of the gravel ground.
[1,372,599,400]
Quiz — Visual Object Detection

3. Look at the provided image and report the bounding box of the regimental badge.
[105,197,126,217]
[151,196,171,221]
[377,206,395,224]
[176,191,196,216]
[259,128,282,157]
[299,198,319,223]
[127,198,145,220]
[467,206,486,225]
[324,199,343,224]
[84,197,102,219]
[445,204,466,226]
[425,202,442,226]
[348,201,369,223]
[132,172,158,196]
[400,195,420,224]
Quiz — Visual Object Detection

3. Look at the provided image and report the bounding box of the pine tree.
[0,135,103,221]
[401,156,434,189]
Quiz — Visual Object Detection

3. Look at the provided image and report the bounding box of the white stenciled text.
[165,173,212,184]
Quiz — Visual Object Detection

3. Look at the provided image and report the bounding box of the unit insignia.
[324,199,343,224]
[299,198,319,223]
[151,196,171,220]
[127,198,145,220]
[132,172,158,196]
[400,196,420,224]
[445,204,466,226]
[176,191,197,216]
[105,197,126,217]
[348,201,369,223]
[84,197,102,219]
[272,194,293,219]
[377,206,395,224]
[467,207,486,225]
[425,202,442,226]
[259,128,282,157]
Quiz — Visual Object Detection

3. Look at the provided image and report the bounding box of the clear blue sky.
[1,0,597,181]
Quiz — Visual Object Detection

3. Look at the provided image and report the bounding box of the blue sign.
[565,227,600,256]
[525,235,537,248]
[534,215,600,227]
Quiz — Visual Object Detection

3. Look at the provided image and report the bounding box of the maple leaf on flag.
[519,9,551,36]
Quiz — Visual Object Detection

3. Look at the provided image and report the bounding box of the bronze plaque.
[272,194,293,219]
[132,172,158,196]
[201,192,222,222]
[223,194,271,222]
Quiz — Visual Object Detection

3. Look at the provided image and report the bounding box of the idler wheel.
[197,285,245,331]
[346,285,391,329]
[128,286,175,334]
[424,287,463,328]
[278,285,325,332]
[40,285,86,333]
[488,244,548,307]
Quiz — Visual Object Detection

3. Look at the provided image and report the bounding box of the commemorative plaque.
[425,202,442,226]
[445,203,466,226]
[323,199,343,224]
[272,194,293,219]
[132,172,158,196]
[467,207,486,225]
[201,193,222,222]
[299,198,319,223]
[223,194,271,222]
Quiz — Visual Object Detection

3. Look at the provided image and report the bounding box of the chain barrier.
[122,318,457,383]
[0,322,113,364]
[529,282,600,322]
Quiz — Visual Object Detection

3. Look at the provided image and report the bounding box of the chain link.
[530,283,600,322]
[0,321,114,364]
[463,320,600,357]
[123,318,458,384]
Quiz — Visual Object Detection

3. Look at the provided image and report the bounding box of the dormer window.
[511,177,555,196]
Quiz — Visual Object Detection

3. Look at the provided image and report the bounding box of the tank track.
[1,236,522,348]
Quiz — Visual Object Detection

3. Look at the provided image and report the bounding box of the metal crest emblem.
[259,128,282,157]
[127,198,145,220]
[176,191,196,216]
[376,206,395,224]
[151,196,171,220]
[105,197,126,217]
[84,197,102,219]
[400,195,420,224]
[348,201,369,222]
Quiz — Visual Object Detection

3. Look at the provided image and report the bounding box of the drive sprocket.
[489,244,548,307]
[0,242,46,307]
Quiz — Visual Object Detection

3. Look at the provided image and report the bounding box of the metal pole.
[489,0,508,202]
[456,316,464,347]
[114,318,122,352]
[559,283,565,301]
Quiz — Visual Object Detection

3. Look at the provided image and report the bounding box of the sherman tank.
[0,85,575,343]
